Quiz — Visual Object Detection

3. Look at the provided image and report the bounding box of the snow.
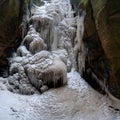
[0,70,120,120]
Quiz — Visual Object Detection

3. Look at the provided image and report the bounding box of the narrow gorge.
[0,0,120,120]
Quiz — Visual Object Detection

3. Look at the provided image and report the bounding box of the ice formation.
[7,0,79,94]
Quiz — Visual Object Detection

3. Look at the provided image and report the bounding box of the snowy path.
[0,70,120,120]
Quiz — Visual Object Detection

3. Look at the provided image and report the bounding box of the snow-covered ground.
[0,70,120,120]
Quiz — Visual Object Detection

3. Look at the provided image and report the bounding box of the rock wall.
[0,0,32,77]
[71,0,120,100]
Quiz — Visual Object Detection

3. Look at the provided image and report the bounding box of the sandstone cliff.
[71,0,120,100]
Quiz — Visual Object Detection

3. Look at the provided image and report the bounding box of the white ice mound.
[9,50,67,93]
[21,26,46,54]
[26,51,67,89]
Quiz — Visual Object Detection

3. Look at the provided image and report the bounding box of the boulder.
[26,52,67,89]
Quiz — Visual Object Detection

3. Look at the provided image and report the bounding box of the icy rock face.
[8,0,77,94]
[74,10,86,75]
[7,0,86,94]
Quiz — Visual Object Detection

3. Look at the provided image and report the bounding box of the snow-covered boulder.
[26,51,67,90]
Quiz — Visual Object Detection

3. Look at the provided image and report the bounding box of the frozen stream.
[0,0,120,120]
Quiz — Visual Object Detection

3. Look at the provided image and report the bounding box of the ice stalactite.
[74,9,86,74]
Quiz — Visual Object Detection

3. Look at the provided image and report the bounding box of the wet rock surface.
[84,0,120,100]
[70,0,120,100]
[0,0,32,76]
